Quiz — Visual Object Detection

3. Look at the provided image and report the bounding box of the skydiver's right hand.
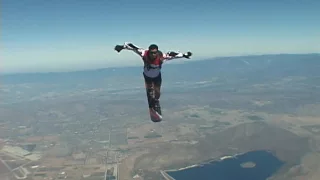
[114,45,124,53]
[183,52,192,59]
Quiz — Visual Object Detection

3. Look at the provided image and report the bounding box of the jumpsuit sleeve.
[162,51,186,61]
[122,42,147,57]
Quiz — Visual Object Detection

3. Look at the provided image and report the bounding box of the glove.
[114,45,124,53]
[183,52,192,59]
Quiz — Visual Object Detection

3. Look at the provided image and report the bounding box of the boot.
[153,99,161,115]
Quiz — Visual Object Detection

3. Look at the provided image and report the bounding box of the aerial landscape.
[1,53,320,180]
[3,0,320,179]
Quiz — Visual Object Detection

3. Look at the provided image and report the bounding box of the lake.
[167,150,284,180]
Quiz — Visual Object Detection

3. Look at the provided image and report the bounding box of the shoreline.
[160,150,273,180]
[161,151,252,179]
[160,150,277,179]
[160,170,175,180]
[164,153,240,171]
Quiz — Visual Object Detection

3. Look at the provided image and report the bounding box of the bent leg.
[154,85,161,100]
[153,74,162,115]
[153,84,161,115]
[154,73,162,100]
[146,84,154,107]
[143,73,155,108]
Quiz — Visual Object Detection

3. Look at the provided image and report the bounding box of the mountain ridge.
[2,53,319,84]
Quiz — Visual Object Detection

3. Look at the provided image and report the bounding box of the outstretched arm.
[162,51,192,61]
[114,42,146,57]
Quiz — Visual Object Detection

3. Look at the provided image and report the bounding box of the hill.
[204,121,309,164]
[132,122,310,179]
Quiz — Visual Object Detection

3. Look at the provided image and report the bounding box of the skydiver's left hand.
[114,45,124,53]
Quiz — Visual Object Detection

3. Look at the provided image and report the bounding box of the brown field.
[118,150,148,180]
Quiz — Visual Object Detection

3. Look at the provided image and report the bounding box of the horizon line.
[2,52,319,76]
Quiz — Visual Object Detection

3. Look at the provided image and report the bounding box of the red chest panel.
[143,50,162,65]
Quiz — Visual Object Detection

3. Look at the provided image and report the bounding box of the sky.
[2,0,320,73]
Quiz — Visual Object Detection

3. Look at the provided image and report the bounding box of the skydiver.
[114,42,192,118]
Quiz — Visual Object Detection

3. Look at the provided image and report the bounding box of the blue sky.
[2,0,320,73]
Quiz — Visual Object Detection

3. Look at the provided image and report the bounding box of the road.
[160,170,175,180]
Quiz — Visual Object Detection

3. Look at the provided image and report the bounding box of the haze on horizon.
[2,0,320,74]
